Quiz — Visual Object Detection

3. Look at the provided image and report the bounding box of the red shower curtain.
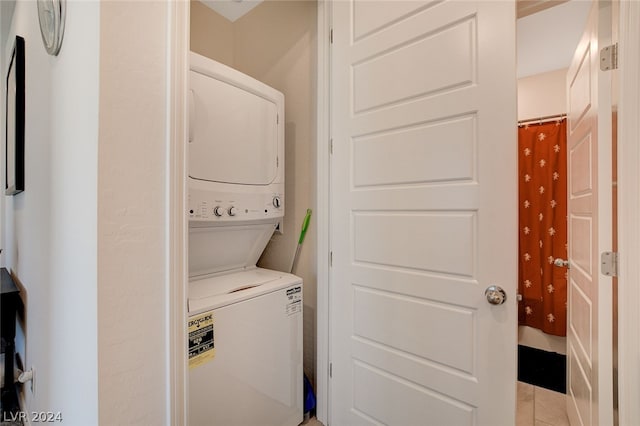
[518,119,567,336]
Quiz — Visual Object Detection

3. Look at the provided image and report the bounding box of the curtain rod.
[518,113,567,126]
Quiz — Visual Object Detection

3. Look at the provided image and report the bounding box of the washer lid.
[188,268,302,313]
[189,221,276,278]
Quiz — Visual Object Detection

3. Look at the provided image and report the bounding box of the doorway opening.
[515,1,591,424]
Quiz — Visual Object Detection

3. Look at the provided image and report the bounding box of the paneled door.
[329,1,518,424]
[566,1,614,425]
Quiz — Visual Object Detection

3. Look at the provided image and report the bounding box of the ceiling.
[517,0,592,78]
[199,0,264,22]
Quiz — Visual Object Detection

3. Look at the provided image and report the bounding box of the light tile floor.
[517,381,570,426]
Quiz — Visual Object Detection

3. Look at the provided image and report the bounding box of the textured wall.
[98,1,171,424]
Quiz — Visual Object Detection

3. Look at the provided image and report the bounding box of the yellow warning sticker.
[188,311,215,369]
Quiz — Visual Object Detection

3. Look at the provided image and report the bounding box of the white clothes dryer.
[186,52,302,426]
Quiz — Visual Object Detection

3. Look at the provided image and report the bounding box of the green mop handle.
[291,209,312,274]
[298,209,312,245]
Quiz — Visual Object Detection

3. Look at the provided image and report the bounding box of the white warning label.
[285,285,302,316]
[188,311,215,369]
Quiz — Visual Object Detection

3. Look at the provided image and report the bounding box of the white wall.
[190,0,234,68]
[4,1,176,424]
[4,0,99,422]
[190,0,318,385]
[517,68,567,121]
[517,68,567,355]
[97,1,173,424]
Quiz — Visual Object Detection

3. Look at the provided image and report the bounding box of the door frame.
[314,1,640,425]
[315,0,331,423]
[168,0,189,424]
[616,1,640,423]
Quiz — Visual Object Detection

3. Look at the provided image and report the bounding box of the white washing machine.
[187,52,303,426]
[189,269,302,426]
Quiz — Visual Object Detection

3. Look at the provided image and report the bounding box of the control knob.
[228,206,237,216]
[213,206,224,217]
[273,196,282,208]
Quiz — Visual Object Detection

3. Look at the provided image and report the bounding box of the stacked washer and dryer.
[187,52,303,426]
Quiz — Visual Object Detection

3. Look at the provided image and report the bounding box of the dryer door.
[190,70,279,185]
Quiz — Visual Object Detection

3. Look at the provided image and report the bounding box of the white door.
[329,1,518,425]
[566,1,614,425]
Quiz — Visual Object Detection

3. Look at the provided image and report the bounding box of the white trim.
[167,0,189,424]
[617,1,640,424]
[315,0,331,423]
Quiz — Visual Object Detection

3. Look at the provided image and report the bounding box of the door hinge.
[330,251,333,267]
[329,362,333,378]
[330,28,333,44]
[601,251,619,277]
[600,43,618,71]
[330,138,333,154]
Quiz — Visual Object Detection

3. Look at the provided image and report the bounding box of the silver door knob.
[485,285,507,305]
[554,258,569,268]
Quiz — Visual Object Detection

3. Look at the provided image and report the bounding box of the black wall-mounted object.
[1,268,20,413]
[5,36,25,196]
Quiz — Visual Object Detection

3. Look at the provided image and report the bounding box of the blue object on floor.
[304,374,316,414]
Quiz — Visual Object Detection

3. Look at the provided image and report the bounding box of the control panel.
[189,189,284,222]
